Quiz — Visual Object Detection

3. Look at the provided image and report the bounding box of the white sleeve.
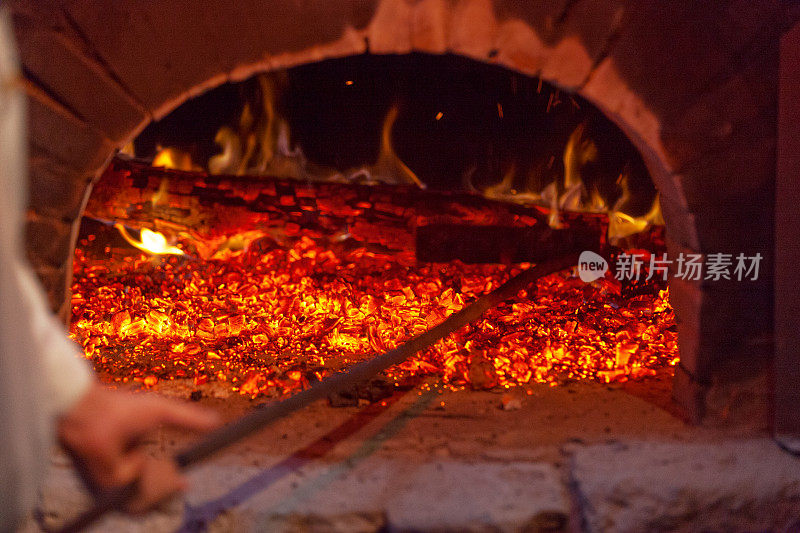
[14,257,93,417]
[0,5,93,419]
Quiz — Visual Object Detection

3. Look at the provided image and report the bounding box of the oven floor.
[27,375,799,532]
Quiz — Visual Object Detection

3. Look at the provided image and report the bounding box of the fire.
[87,67,677,399]
[562,122,598,204]
[138,77,428,189]
[207,76,305,178]
[133,78,660,242]
[484,122,663,242]
[152,147,197,171]
[71,224,678,398]
[114,223,184,256]
[371,106,426,188]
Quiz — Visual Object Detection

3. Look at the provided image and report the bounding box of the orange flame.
[372,106,426,188]
[483,121,662,241]
[146,88,658,239]
[114,223,184,256]
[152,147,197,171]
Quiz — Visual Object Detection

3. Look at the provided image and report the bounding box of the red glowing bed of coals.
[69,228,678,399]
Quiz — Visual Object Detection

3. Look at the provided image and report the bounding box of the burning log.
[415,223,602,264]
[84,157,608,260]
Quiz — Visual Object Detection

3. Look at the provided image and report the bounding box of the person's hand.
[57,382,220,512]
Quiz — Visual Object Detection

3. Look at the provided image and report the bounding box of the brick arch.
[9,0,787,421]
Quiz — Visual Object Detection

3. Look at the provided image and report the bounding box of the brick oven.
[8,1,800,530]
[12,0,794,423]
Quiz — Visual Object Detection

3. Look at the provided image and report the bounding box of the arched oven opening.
[72,53,675,402]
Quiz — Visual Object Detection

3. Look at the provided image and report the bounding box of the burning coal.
[70,173,677,399]
[78,55,676,399]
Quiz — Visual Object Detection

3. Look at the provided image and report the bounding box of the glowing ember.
[70,228,678,398]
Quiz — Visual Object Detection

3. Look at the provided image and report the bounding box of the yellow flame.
[483,164,517,198]
[563,123,597,192]
[155,76,424,187]
[150,178,170,207]
[646,195,664,226]
[608,211,649,240]
[540,182,563,229]
[204,75,304,179]
[611,172,632,213]
[115,223,184,256]
[608,196,663,242]
[255,75,279,171]
[373,106,426,188]
[152,147,196,171]
[478,121,662,240]
[604,172,663,241]
[559,122,597,214]
[208,126,242,175]
[589,187,607,212]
